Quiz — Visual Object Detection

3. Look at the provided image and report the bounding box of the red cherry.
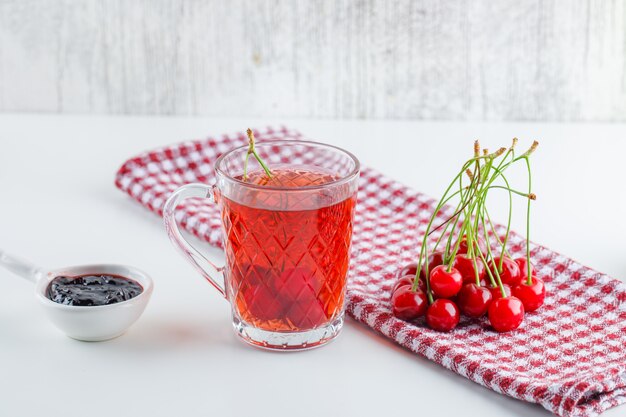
[488,283,512,300]
[391,275,425,295]
[392,275,413,294]
[426,299,460,331]
[515,257,535,281]
[429,265,463,298]
[513,276,546,312]
[398,252,445,280]
[391,287,428,321]
[488,296,525,332]
[491,257,521,286]
[456,235,488,256]
[397,252,445,281]
[420,252,445,278]
[457,283,493,318]
[396,263,418,279]
[453,254,486,284]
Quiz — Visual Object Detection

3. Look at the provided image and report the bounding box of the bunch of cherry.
[390,139,546,332]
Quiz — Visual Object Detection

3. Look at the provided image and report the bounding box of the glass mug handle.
[163,183,226,298]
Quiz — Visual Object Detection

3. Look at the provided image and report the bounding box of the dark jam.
[46,274,143,306]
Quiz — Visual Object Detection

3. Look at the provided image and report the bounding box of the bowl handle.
[0,250,44,283]
[163,183,226,298]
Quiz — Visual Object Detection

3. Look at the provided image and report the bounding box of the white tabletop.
[1,114,624,417]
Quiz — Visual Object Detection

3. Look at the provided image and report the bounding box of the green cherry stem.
[415,187,466,281]
[481,161,517,271]
[473,189,496,282]
[429,170,479,239]
[463,160,495,285]
[243,128,273,181]
[479,202,507,297]
[524,156,533,285]
[442,166,476,260]
[412,151,491,300]
[486,185,536,199]
[431,187,468,257]
[466,223,481,286]
[446,156,492,267]
[498,172,513,269]
[442,165,479,269]
[478,209,498,288]
[411,138,537,302]
[413,159,476,284]
[472,164,508,295]
[483,206,512,258]
[421,187,468,290]
[447,165,485,270]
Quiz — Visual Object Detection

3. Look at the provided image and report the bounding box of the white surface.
[1,1,626,121]
[1,114,625,417]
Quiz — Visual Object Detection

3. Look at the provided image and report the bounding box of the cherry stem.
[243,128,273,181]
[415,190,463,280]
[475,161,511,271]
[478,207,498,288]
[445,163,483,271]
[483,206,512,258]
[487,186,535,199]
[412,157,481,297]
[498,172,513,269]
[524,156,533,285]
[479,203,507,297]
[464,159,495,286]
[429,165,479,238]
[412,138,537,301]
[473,156,512,296]
[431,188,467,258]
[414,160,475,274]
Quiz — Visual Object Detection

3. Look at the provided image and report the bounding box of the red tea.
[221,166,356,332]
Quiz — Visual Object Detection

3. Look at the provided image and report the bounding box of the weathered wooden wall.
[0,0,624,120]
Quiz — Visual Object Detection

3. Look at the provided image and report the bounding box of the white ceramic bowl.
[34,264,153,342]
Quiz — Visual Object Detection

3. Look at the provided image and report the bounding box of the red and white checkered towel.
[115,127,626,417]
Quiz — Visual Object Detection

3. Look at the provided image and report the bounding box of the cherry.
[392,275,413,294]
[515,257,535,281]
[488,296,525,332]
[426,299,460,331]
[453,254,486,284]
[513,276,546,312]
[391,275,425,295]
[397,252,445,277]
[429,265,463,298]
[491,257,521,286]
[488,283,512,300]
[391,287,428,321]
[420,252,445,278]
[456,283,493,318]
[456,235,488,256]
[396,263,418,279]
[396,252,445,281]
[396,252,444,287]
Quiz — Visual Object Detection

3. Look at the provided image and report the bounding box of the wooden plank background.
[0,0,624,120]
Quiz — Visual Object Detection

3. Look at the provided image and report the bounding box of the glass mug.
[163,140,359,350]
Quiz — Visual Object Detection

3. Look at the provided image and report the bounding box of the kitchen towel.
[115,126,626,417]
